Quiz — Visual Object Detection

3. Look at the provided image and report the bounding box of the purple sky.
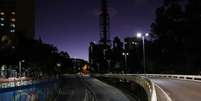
[36,0,162,61]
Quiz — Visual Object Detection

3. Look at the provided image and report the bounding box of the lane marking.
[81,78,97,101]
[84,79,97,101]
[155,84,173,101]
[83,89,89,101]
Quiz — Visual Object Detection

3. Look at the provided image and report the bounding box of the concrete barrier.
[96,74,157,101]
[136,74,201,82]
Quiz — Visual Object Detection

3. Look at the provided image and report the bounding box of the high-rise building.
[89,0,112,73]
[17,0,35,39]
[99,0,111,46]
[0,0,16,37]
[124,37,143,73]
[124,37,141,52]
[0,0,35,40]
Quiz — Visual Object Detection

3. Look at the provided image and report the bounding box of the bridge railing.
[0,77,58,89]
[134,74,201,82]
[97,74,157,101]
[94,73,201,101]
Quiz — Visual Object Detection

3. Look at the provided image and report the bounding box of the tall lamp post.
[136,32,149,74]
[19,60,25,78]
[122,52,129,74]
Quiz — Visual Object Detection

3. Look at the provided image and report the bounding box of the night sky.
[36,0,162,61]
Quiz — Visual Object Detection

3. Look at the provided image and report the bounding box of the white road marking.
[155,84,173,101]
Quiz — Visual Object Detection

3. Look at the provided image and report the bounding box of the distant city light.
[0,18,4,21]
[0,23,4,26]
[0,12,4,15]
[21,60,25,62]
[11,12,15,15]
[145,33,149,37]
[57,63,61,67]
[122,52,129,55]
[11,18,16,22]
[11,23,15,27]
[10,29,15,33]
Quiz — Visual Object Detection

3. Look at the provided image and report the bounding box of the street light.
[136,32,149,74]
[122,52,129,74]
[56,63,61,67]
[19,60,25,78]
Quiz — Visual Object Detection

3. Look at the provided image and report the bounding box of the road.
[151,78,201,101]
[55,76,86,101]
[55,75,130,101]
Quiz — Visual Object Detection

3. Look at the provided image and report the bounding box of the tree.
[183,0,201,73]
[150,0,185,73]
[150,0,201,74]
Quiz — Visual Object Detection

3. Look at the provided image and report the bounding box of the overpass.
[97,74,201,101]
[1,74,201,101]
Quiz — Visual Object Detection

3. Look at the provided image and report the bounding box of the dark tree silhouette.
[111,37,123,73]
[0,33,73,77]
[150,0,201,74]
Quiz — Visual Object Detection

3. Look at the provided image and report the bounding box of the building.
[124,37,141,52]
[111,37,124,73]
[124,37,143,73]
[0,1,16,36]
[17,0,35,39]
[0,0,35,41]
[89,0,112,73]
[99,0,111,46]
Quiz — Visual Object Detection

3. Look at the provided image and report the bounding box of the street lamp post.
[74,57,77,69]
[122,52,129,74]
[19,60,25,78]
[107,59,111,73]
[136,32,149,74]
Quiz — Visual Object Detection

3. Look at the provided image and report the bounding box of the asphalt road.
[85,77,130,101]
[55,75,130,101]
[151,78,201,101]
[55,76,86,101]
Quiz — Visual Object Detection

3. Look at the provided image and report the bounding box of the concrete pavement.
[151,78,201,101]
[55,76,86,101]
[85,77,130,101]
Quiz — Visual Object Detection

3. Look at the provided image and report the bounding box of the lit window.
[10,24,15,28]
[11,12,15,15]
[10,29,15,33]
[11,18,16,22]
[0,23,4,26]
[0,18,4,21]
[0,12,4,15]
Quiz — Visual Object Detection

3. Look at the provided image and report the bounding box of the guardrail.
[96,74,157,101]
[94,74,201,101]
[132,74,201,82]
[0,77,58,89]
